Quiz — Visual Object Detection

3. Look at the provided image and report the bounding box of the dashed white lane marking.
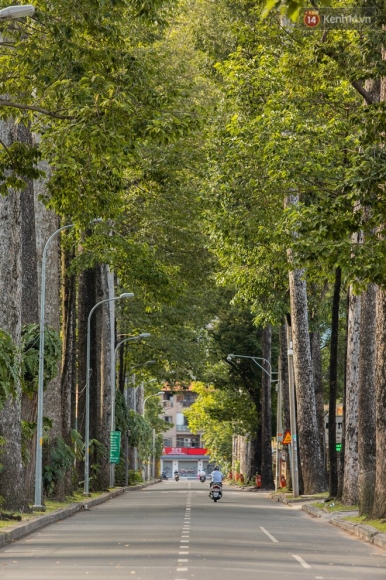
[259,527,279,543]
[180,539,189,543]
[177,568,188,571]
[179,552,189,555]
[292,555,311,569]
[178,559,188,562]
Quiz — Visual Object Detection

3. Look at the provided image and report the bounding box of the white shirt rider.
[211,468,223,483]
[199,470,206,477]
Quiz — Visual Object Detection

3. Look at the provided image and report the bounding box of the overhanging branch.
[0,99,73,119]
[351,81,374,105]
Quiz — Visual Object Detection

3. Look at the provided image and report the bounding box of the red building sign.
[162,447,208,456]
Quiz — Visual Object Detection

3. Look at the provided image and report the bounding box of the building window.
[176,437,200,448]
[163,438,172,447]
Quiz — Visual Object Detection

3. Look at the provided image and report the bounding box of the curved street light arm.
[84,293,133,496]
[227,354,272,378]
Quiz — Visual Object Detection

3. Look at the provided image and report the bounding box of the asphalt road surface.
[1,480,385,579]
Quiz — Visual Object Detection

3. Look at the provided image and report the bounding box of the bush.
[128,470,143,485]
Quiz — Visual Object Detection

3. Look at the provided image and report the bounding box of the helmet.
[214,466,219,470]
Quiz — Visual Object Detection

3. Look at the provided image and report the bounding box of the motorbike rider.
[210,466,223,486]
[198,469,206,479]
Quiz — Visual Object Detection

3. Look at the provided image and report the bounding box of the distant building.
[160,387,211,478]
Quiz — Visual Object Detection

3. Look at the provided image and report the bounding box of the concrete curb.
[301,503,386,552]
[0,479,160,547]
[301,504,322,518]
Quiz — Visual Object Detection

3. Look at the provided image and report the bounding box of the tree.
[185,382,256,470]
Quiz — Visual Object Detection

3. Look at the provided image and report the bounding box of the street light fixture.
[110,332,151,486]
[127,361,156,475]
[32,208,102,505]
[227,353,272,379]
[84,292,134,496]
[143,391,163,416]
[142,391,163,480]
[227,353,284,491]
[0,5,35,19]
[33,222,74,510]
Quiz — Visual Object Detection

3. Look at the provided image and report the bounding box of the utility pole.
[287,324,299,497]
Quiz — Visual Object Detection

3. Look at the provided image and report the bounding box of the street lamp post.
[127,363,156,474]
[143,391,163,480]
[227,353,279,488]
[33,219,103,509]
[109,333,151,487]
[286,327,299,497]
[33,223,74,510]
[83,292,134,496]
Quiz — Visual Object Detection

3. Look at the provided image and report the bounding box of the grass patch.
[0,490,107,530]
[312,500,359,512]
[345,515,386,534]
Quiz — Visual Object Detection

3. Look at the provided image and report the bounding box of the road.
[0,480,385,579]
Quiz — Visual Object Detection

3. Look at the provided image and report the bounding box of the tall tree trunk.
[337,289,349,500]
[288,268,327,493]
[372,287,386,519]
[20,125,38,326]
[95,264,114,489]
[0,120,25,510]
[371,51,386,520]
[35,179,61,439]
[358,283,376,515]
[17,123,39,502]
[77,266,97,476]
[310,331,325,457]
[261,326,274,489]
[328,266,341,497]
[61,243,76,494]
[342,287,361,505]
[279,324,291,488]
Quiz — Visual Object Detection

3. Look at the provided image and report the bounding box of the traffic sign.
[282,430,292,445]
[109,431,121,464]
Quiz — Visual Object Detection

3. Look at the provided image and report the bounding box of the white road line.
[179,552,189,555]
[180,540,189,543]
[292,555,311,569]
[177,568,188,571]
[259,527,279,543]
[178,559,188,562]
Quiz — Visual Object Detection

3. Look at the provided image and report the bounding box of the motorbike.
[161,471,168,480]
[199,474,206,483]
[174,472,180,482]
[209,481,222,502]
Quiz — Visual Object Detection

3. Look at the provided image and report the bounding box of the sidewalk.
[0,480,160,547]
[269,492,386,551]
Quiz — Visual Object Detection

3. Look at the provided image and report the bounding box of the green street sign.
[110,431,121,464]
[336,443,342,452]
